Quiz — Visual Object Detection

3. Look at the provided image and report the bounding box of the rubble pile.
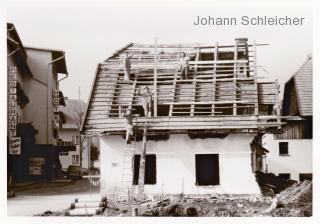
[101,196,272,217]
[36,181,312,217]
[264,180,312,217]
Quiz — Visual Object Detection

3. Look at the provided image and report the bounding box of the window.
[279,142,289,155]
[299,173,312,182]
[278,173,291,180]
[133,154,156,185]
[195,154,220,186]
[72,155,80,164]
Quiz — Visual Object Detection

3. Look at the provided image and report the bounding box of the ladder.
[120,139,136,202]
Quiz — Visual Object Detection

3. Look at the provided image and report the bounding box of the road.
[7,180,100,216]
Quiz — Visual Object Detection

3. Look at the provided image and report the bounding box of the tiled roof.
[293,57,313,116]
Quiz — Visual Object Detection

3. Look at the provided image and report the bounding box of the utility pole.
[78,86,84,175]
[137,120,148,200]
[153,37,158,117]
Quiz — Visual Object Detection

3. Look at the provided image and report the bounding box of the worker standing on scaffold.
[123,108,134,144]
[140,86,153,117]
[178,52,191,80]
[123,52,134,81]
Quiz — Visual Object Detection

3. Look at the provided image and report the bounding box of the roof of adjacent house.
[24,46,68,74]
[294,56,312,116]
[7,23,33,76]
[60,98,86,130]
[7,23,68,75]
[283,56,312,116]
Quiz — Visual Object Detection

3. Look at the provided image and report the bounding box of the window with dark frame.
[279,142,289,155]
[195,154,220,186]
[133,154,156,185]
[278,173,291,180]
[299,173,312,182]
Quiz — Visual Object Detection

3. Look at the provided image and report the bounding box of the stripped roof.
[81,41,282,134]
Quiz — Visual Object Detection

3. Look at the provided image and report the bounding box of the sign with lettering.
[8,66,20,154]
[72,135,81,145]
[29,166,42,175]
[53,89,59,114]
[9,137,21,155]
[29,157,45,166]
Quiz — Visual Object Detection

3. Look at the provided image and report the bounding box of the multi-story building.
[7,23,69,183]
[81,39,282,197]
[59,98,89,172]
[263,56,312,181]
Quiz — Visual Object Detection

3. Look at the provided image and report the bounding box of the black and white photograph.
[1,0,317,222]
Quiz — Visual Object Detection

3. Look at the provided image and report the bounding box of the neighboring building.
[59,98,89,172]
[7,23,69,183]
[263,56,312,181]
[82,39,281,197]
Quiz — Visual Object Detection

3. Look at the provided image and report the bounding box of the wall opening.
[195,154,219,186]
[157,104,170,116]
[133,154,156,185]
[299,173,312,182]
[278,173,291,180]
[279,142,289,155]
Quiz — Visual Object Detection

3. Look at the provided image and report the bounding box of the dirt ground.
[35,180,312,217]
[99,180,312,217]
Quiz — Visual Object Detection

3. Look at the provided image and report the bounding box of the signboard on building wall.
[29,166,42,175]
[8,66,21,155]
[9,137,21,155]
[29,157,45,175]
[29,157,45,166]
[72,135,81,145]
[53,89,59,113]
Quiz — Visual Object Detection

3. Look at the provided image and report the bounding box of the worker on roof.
[178,52,191,80]
[139,86,153,117]
[122,107,134,144]
[123,52,134,81]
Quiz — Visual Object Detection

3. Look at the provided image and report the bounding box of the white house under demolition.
[81,39,282,198]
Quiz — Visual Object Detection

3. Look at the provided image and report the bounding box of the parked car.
[66,165,82,180]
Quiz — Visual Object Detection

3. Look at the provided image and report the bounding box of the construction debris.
[264,180,312,217]
[37,182,312,217]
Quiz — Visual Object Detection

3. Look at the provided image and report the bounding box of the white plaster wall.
[262,134,312,181]
[100,133,260,196]
[59,129,89,170]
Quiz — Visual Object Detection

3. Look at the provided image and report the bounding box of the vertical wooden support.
[233,40,238,116]
[191,78,196,116]
[253,41,259,115]
[153,38,158,117]
[194,48,200,77]
[128,77,137,112]
[137,121,148,200]
[275,79,281,124]
[212,42,218,116]
[169,73,177,116]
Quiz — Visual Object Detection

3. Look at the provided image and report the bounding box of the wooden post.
[191,78,196,116]
[169,73,177,116]
[275,79,281,124]
[153,38,158,117]
[194,48,200,77]
[233,40,238,116]
[137,121,148,200]
[212,42,218,116]
[253,41,259,115]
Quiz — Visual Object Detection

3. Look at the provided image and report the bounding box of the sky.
[7,6,312,102]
